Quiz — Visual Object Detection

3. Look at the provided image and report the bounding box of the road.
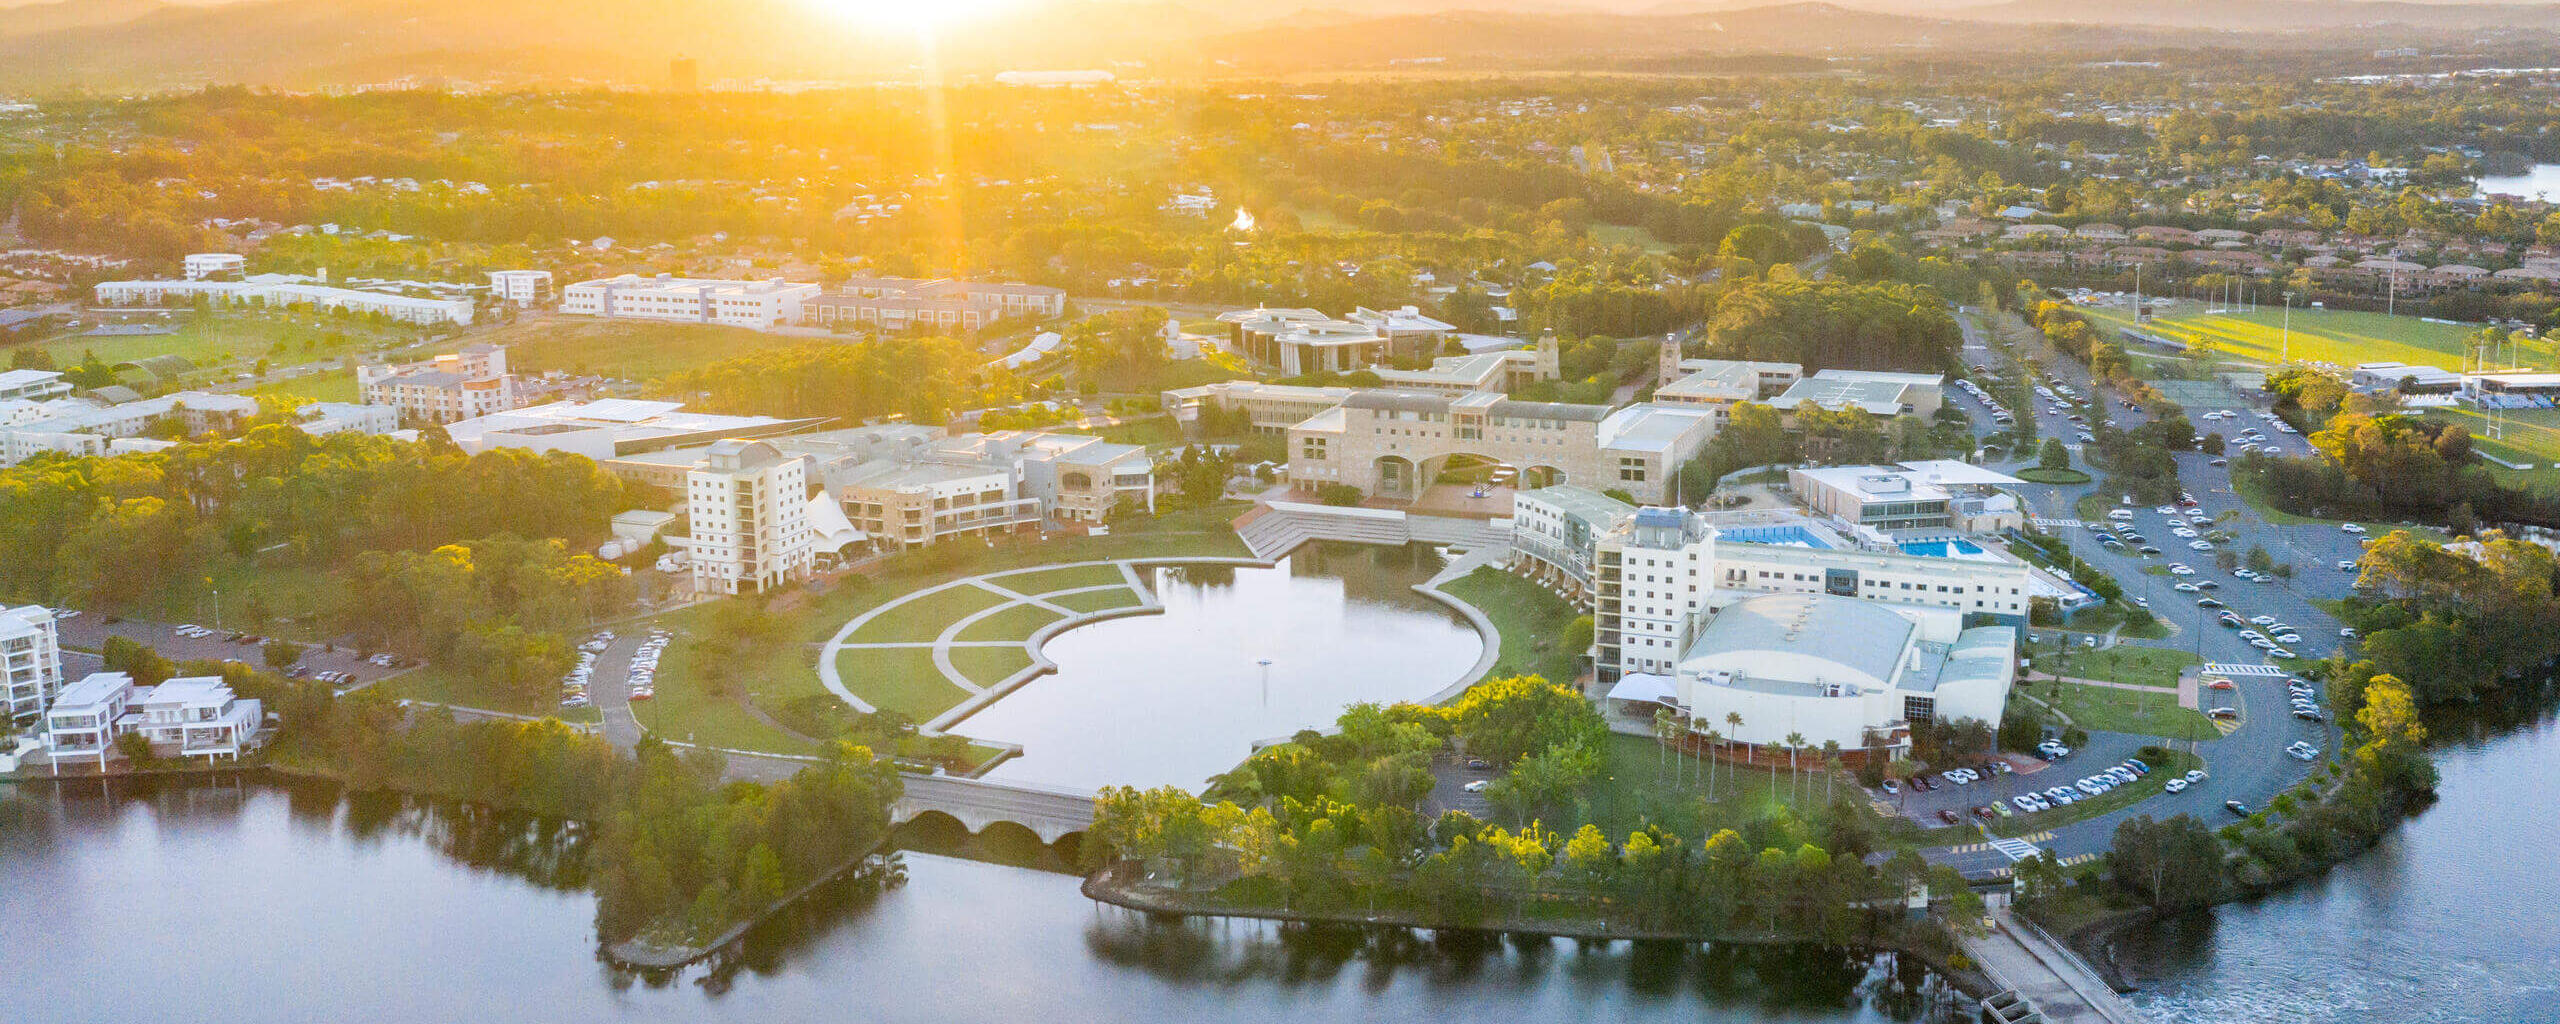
[1906,307,2356,874]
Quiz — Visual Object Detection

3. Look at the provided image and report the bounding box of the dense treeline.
[593,739,902,947]
[0,426,628,611]
[1700,279,1961,372]
[2329,530,2560,707]
[1094,677,1980,940]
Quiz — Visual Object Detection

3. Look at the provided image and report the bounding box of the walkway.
[1960,902,2146,1024]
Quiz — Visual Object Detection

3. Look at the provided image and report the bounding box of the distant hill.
[0,0,2556,91]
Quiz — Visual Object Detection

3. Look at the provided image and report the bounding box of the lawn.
[380,663,600,724]
[2426,404,2560,485]
[847,584,1015,645]
[473,316,801,381]
[835,647,974,721]
[1435,565,1583,685]
[1092,356,1250,395]
[1584,731,1861,840]
[2081,305,2504,372]
[135,555,340,642]
[2032,645,2200,689]
[952,603,1062,644]
[38,314,410,372]
[947,645,1034,689]
[244,367,358,404]
[1090,416,1188,448]
[988,563,1132,595]
[630,670,813,753]
[1049,587,1145,614]
[2031,678,2218,742]
[2015,467,2093,484]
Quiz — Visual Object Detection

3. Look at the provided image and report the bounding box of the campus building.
[804,278,1068,331]
[357,343,522,424]
[1651,348,1803,419]
[0,369,71,402]
[442,399,829,459]
[559,274,821,330]
[1602,592,2017,761]
[1522,495,2041,686]
[1284,391,1717,505]
[1765,369,1946,419]
[1160,381,1358,434]
[2,605,63,726]
[1788,462,2028,535]
[1218,308,1393,374]
[686,439,816,595]
[486,270,555,306]
[41,672,265,771]
[92,274,474,326]
[0,390,260,466]
[183,253,248,280]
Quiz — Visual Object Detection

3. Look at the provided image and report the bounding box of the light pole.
[2280,291,2293,365]
[1258,658,1272,710]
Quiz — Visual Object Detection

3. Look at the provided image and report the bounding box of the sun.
[800,0,1021,33]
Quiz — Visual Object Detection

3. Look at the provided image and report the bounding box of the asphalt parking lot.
[48,611,401,690]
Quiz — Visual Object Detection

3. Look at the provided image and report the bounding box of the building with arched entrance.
[1284,390,1716,506]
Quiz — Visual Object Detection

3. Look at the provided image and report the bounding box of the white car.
[2341,523,2366,534]
[2251,615,2278,625]
[1463,780,1490,793]
[2164,778,2189,793]
[2189,540,2215,551]
[2170,565,2196,576]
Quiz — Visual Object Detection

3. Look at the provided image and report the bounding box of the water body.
[2117,700,2560,1023]
[0,780,1950,1024]
[2477,164,2560,200]
[965,543,1485,792]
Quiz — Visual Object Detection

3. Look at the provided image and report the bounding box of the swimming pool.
[1720,525,1833,549]
[1898,539,1986,558]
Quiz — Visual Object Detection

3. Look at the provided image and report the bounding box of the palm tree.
[1674,711,1694,789]
[1651,709,1676,782]
[1725,711,1745,764]
[1820,740,1842,804]
[1700,728,1722,801]
[1784,731,1807,801]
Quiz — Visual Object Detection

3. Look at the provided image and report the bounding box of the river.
[2477,164,2560,201]
[0,779,1949,1024]
[2114,699,2560,1023]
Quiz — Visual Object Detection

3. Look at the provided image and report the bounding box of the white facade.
[42,672,264,769]
[93,274,473,325]
[1,605,63,725]
[0,369,70,402]
[42,671,133,770]
[0,390,259,466]
[486,270,555,306]
[183,253,247,280]
[560,274,820,331]
[687,439,815,595]
[358,344,520,424]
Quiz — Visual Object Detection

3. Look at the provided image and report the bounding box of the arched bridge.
[893,772,1095,844]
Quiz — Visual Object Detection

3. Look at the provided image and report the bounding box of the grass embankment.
[1435,565,1582,686]
[636,503,1248,754]
[379,663,601,724]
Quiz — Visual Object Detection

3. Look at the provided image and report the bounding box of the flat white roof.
[1894,459,2024,486]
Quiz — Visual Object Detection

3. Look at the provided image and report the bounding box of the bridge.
[891,772,1096,844]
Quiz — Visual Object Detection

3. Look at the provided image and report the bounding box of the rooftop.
[1679,592,1918,691]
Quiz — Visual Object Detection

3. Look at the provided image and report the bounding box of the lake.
[2476,164,2560,201]
[0,778,1953,1024]
[964,543,1486,792]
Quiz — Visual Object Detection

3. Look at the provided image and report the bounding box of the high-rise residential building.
[1,605,63,725]
[686,439,815,595]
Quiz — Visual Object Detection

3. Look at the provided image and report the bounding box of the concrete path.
[1960,903,2146,1024]
[818,560,1160,718]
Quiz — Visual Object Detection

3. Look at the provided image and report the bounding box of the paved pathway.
[818,560,1170,720]
[1960,902,2145,1024]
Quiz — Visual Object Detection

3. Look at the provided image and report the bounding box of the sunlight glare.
[801,0,1020,33]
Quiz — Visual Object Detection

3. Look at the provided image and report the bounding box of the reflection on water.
[2478,163,2560,200]
[967,543,1486,791]
[0,779,1955,1023]
[2119,690,2560,1024]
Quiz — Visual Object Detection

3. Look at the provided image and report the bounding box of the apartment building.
[486,270,555,306]
[687,439,816,595]
[42,672,265,771]
[2,605,62,725]
[358,343,522,424]
[0,390,260,466]
[92,274,473,326]
[560,274,820,330]
[183,253,248,280]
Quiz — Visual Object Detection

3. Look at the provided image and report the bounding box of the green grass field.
[2082,305,2510,371]
[1049,587,1145,614]
[244,368,359,404]
[1436,565,1580,685]
[847,584,1014,645]
[380,664,601,724]
[37,316,409,373]
[836,647,974,720]
[988,564,1132,594]
[2032,645,2200,689]
[2035,678,2217,742]
[952,603,1063,644]
[947,646,1034,688]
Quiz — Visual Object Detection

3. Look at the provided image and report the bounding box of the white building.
[1765,369,1945,419]
[687,439,816,595]
[442,399,827,460]
[358,343,521,424]
[486,270,555,306]
[2,605,63,725]
[93,274,473,326]
[0,390,260,466]
[42,672,265,770]
[560,274,821,331]
[298,402,400,436]
[183,253,247,280]
[1603,592,2016,761]
[0,369,71,402]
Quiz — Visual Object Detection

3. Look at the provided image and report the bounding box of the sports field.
[2081,305,2530,372]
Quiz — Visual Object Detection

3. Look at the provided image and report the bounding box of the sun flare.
[799,0,1022,33]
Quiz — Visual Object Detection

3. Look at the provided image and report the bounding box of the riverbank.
[1079,861,1999,1003]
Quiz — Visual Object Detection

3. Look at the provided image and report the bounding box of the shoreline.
[1078,861,2003,1002]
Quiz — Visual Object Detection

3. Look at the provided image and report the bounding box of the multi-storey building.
[42,672,265,770]
[0,391,260,466]
[93,274,473,325]
[560,274,820,330]
[357,343,521,424]
[1284,391,1717,505]
[1,605,62,725]
[486,270,555,306]
[0,369,71,402]
[686,439,815,595]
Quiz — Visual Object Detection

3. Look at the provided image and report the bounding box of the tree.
[2039,437,2070,471]
[2109,813,2226,910]
[1784,731,1808,799]
[2354,674,2432,790]
[1820,740,1842,804]
[2202,433,2226,456]
[261,638,305,671]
